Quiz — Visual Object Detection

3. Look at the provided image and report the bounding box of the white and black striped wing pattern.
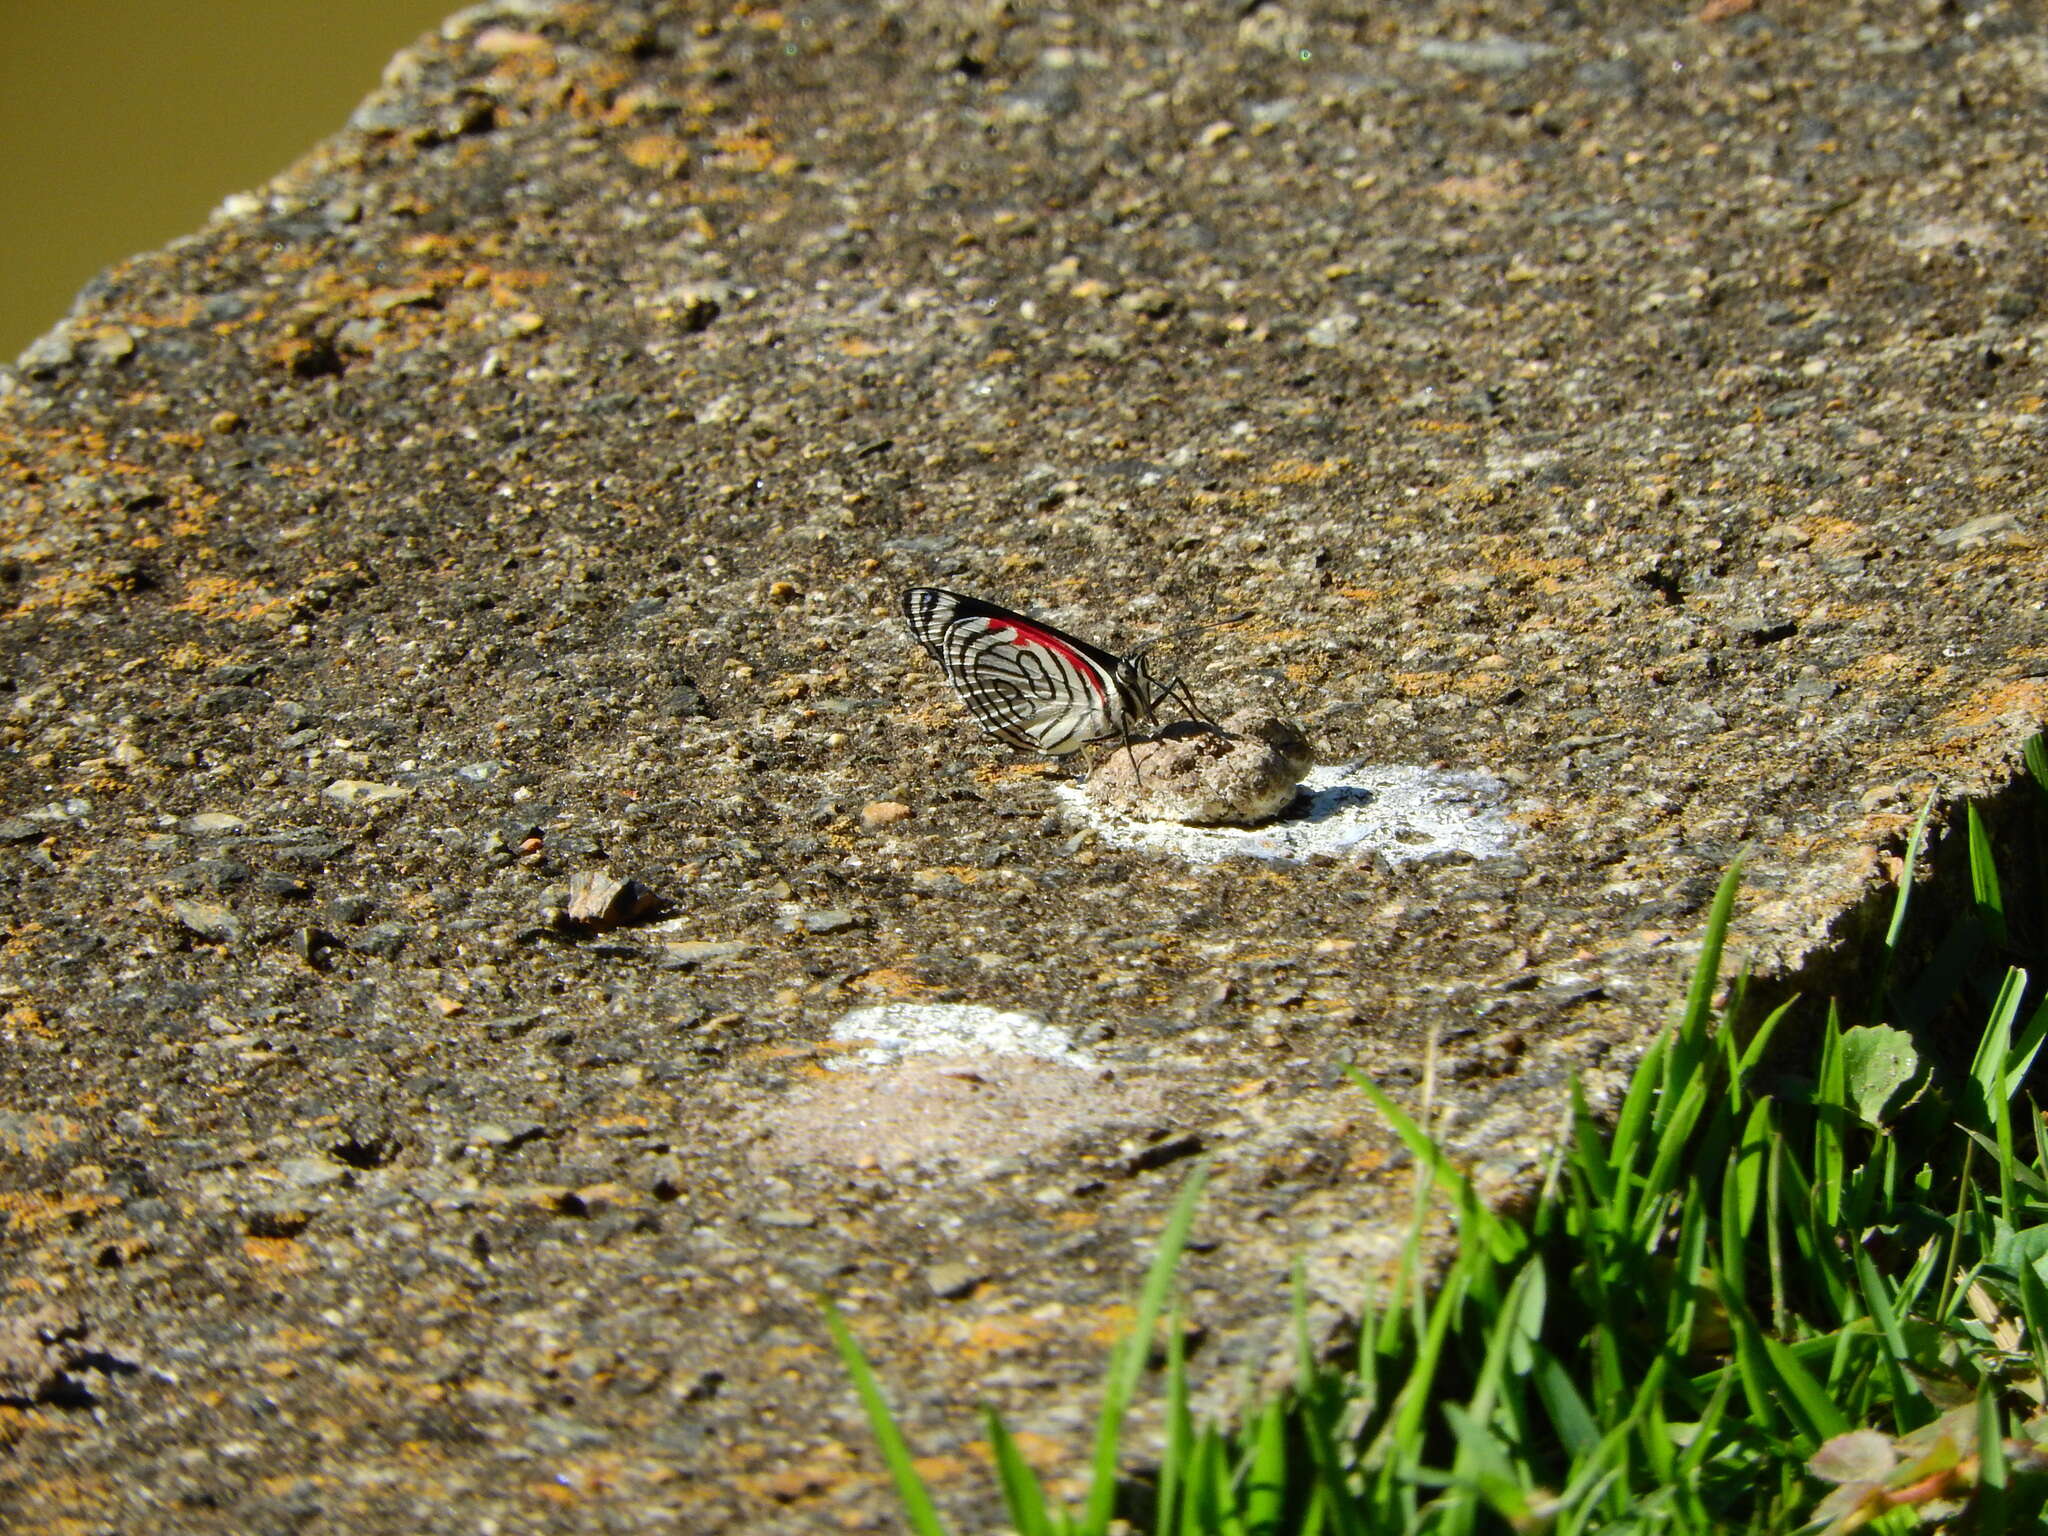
[901,588,1138,755]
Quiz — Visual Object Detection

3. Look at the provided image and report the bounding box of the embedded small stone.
[170,899,242,944]
[1086,712,1314,826]
[565,871,661,930]
[181,812,249,836]
[278,1156,349,1188]
[924,1261,987,1300]
[658,939,750,970]
[323,778,409,808]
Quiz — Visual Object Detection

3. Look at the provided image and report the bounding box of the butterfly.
[900,587,1209,756]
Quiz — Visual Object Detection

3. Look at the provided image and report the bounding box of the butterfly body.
[900,587,1184,756]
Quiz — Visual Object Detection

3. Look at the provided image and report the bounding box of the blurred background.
[2,0,456,361]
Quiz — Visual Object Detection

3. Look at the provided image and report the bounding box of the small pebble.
[278,1157,349,1188]
[565,871,660,930]
[181,812,249,836]
[861,801,911,830]
[323,779,409,808]
[170,899,241,943]
[659,939,750,970]
[924,1262,986,1300]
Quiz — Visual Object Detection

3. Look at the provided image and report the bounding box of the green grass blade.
[1634,1074,1711,1246]
[1530,1344,1599,1459]
[821,1299,954,1536]
[1567,1077,1617,1215]
[1348,1067,1523,1263]
[983,1409,1056,1536]
[1608,1029,1671,1231]
[1243,1398,1288,1536]
[2002,983,2048,1100]
[1731,1097,1773,1241]
[1813,1006,1847,1231]
[1179,1423,1233,1536]
[1683,864,1743,1039]
[1444,1401,1534,1523]
[1967,968,2027,1216]
[1966,802,2008,949]
[1979,1390,2008,1530]
[1732,995,1797,1089]
[1081,1159,1213,1531]
[1880,789,1937,964]
[1714,1270,1847,1447]
[1672,1362,1738,1481]
[1764,1122,1792,1335]
[2026,733,2048,797]
[1155,1304,1192,1536]
[1850,1245,1919,1428]
[1368,1263,1472,1471]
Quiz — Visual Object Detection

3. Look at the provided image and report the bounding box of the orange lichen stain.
[0,1191,117,1232]
[168,575,284,623]
[0,1470,115,1514]
[242,1237,311,1269]
[1347,1142,1395,1175]
[974,759,1059,785]
[159,642,210,671]
[0,920,44,959]
[1798,516,1876,553]
[1087,1304,1138,1347]
[114,296,204,330]
[758,1342,823,1372]
[1262,456,1350,484]
[1933,678,2048,734]
[1239,625,1308,646]
[848,967,932,999]
[0,1111,81,1155]
[1832,652,1931,687]
[907,1455,967,1485]
[623,133,692,174]
[1,999,53,1036]
[1483,549,1589,581]
[1433,169,1524,206]
[1389,670,1461,699]
[744,1462,854,1504]
[8,567,139,618]
[959,1313,1065,1357]
[711,127,784,173]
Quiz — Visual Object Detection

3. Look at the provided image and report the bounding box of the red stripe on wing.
[983,618,1109,700]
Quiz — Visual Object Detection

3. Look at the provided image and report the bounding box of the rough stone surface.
[1087,711,1316,825]
[2,1,2047,1531]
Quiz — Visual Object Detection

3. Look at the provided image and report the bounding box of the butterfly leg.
[1118,723,1145,788]
[1165,674,1220,730]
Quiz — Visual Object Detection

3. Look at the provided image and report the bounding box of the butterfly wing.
[901,588,1130,754]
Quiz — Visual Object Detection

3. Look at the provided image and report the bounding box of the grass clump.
[828,741,2048,1534]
